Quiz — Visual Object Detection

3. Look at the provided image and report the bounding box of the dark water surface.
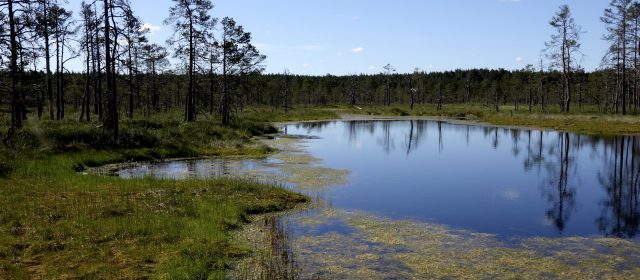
[120,120,640,240]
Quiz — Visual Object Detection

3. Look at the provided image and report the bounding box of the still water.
[119,120,640,240]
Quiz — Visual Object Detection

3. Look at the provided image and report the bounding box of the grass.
[0,109,334,279]
[0,103,636,278]
[339,103,640,136]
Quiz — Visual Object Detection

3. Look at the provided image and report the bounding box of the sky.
[64,0,611,75]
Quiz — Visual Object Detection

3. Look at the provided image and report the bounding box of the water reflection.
[597,137,640,238]
[117,159,248,180]
[291,121,333,135]
[541,132,576,233]
[117,120,640,239]
[341,120,444,155]
[288,120,640,239]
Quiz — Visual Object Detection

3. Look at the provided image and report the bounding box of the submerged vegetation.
[0,105,638,278]
[290,209,640,279]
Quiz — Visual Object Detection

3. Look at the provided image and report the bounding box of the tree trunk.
[55,20,61,120]
[94,9,103,120]
[8,0,23,135]
[43,2,54,120]
[623,11,628,115]
[60,31,66,120]
[186,14,195,122]
[104,0,118,139]
[221,44,230,125]
[81,12,92,123]
[128,31,134,119]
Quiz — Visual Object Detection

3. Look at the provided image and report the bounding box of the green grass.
[0,160,306,279]
[0,111,311,279]
[340,103,640,136]
[0,103,636,278]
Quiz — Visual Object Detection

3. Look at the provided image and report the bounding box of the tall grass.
[0,110,310,279]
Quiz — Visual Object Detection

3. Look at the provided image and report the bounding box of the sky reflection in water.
[284,120,640,239]
[119,120,640,239]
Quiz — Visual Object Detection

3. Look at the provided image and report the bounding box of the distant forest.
[1,0,639,140]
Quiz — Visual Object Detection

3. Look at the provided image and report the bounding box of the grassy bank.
[340,104,640,136]
[0,108,336,279]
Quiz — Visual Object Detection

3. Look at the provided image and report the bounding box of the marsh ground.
[0,105,639,279]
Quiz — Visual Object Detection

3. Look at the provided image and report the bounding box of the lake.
[120,120,640,240]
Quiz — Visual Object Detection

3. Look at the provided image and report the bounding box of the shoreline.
[277,111,640,136]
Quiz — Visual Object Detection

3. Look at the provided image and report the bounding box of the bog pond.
[118,120,640,278]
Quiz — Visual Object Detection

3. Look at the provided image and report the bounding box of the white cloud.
[368,66,376,70]
[140,23,161,36]
[303,63,310,68]
[337,52,343,56]
[515,56,524,63]
[352,47,364,53]
[352,16,360,20]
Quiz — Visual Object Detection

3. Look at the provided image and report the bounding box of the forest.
[0,1,640,140]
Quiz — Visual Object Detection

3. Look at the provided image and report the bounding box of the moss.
[0,111,321,279]
[287,209,640,279]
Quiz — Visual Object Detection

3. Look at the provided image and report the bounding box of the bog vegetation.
[1,0,640,278]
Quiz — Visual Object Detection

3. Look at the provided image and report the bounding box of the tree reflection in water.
[292,120,640,238]
[597,136,640,238]
[543,132,576,232]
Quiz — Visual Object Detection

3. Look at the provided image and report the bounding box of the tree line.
[0,0,264,142]
[0,0,639,143]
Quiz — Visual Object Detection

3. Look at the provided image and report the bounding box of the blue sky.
[65,0,610,75]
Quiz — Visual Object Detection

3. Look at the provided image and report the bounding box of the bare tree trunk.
[17,33,27,121]
[104,0,118,139]
[7,0,23,137]
[152,62,158,112]
[616,48,621,113]
[127,30,134,119]
[94,7,103,120]
[221,44,229,124]
[55,18,61,120]
[43,1,54,120]
[60,30,66,120]
[81,12,92,123]
[623,10,628,115]
[209,50,215,115]
[186,15,196,122]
